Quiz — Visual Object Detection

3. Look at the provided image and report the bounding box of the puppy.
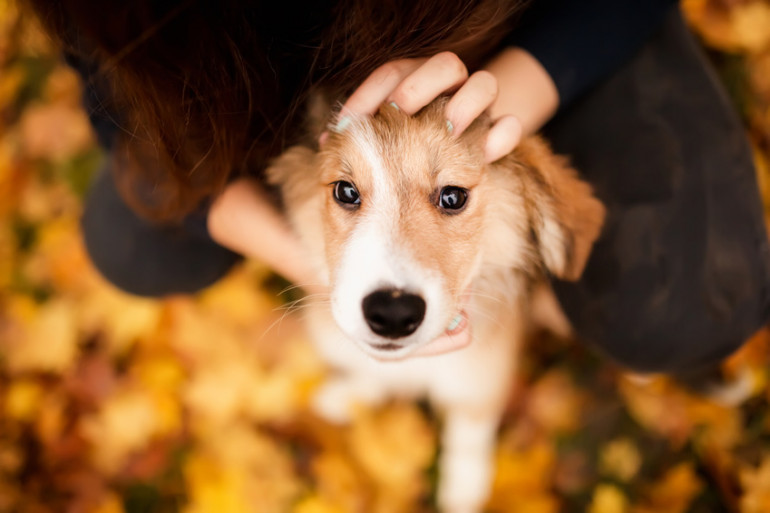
[268,99,604,513]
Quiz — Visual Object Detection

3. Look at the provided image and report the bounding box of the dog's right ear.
[266,146,318,205]
[515,137,605,282]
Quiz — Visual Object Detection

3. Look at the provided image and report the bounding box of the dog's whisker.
[275,281,328,297]
[463,304,507,332]
[274,294,331,315]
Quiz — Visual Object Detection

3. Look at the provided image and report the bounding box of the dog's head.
[268,100,604,360]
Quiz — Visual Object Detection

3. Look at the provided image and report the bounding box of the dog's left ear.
[516,137,606,282]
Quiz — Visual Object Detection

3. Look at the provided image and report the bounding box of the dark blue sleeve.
[508,0,679,107]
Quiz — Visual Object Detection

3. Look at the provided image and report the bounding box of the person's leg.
[81,164,241,297]
[544,6,770,374]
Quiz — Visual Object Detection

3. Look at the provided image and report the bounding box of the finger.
[444,70,498,137]
[341,59,424,116]
[388,52,468,114]
[484,115,522,163]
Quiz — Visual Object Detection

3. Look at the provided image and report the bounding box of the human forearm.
[482,47,559,135]
[207,178,321,291]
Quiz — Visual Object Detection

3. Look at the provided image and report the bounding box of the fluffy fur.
[267,100,604,513]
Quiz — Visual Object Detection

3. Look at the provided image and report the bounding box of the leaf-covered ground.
[2,1,770,512]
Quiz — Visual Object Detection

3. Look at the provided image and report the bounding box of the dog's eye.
[438,186,468,212]
[333,180,361,207]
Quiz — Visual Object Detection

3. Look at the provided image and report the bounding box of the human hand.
[322,52,523,163]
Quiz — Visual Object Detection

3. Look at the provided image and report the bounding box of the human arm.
[207,177,325,293]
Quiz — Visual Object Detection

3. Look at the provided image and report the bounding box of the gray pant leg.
[81,166,241,297]
[544,7,770,373]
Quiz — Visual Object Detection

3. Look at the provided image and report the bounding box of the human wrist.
[482,47,559,135]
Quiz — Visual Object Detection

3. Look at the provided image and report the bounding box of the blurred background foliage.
[1,0,770,511]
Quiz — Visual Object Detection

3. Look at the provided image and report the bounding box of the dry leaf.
[740,454,770,513]
[589,484,630,513]
[487,438,559,513]
[633,463,703,513]
[600,438,642,483]
[3,296,79,374]
[526,369,586,433]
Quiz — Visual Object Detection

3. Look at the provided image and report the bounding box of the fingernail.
[445,119,454,134]
[332,115,352,133]
[446,313,462,331]
[319,131,329,147]
[389,101,400,111]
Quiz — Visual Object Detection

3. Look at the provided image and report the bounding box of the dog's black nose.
[362,288,426,339]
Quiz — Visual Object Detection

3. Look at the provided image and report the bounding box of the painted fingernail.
[389,101,400,111]
[447,313,462,331]
[332,115,352,133]
[445,119,454,134]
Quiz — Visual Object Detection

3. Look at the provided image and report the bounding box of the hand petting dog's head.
[268,100,604,360]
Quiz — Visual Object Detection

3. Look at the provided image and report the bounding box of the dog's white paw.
[312,376,389,424]
[437,448,493,513]
[312,378,356,424]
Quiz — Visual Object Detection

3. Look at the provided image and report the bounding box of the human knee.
[588,307,762,374]
[81,171,240,297]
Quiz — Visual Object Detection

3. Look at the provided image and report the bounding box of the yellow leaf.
[166,299,244,365]
[90,493,125,513]
[753,142,770,215]
[350,403,435,488]
[348,403,435,513]
[244,369,300,423]
[589,484,629,513]
[184,453,254,513]
[488,438,559,513]
[137,355,186,392]
[527,369,586,433]
[81,388,163,472]
[311,451,368,513]
[186,427,301,513]
[739,454,770,513]
[22,216,91,292]
[600,438,642,482]
[0,0,20,65]
[683,0,770,54]
[732,2,770,53]
[3,297,79,374]
[0,223,14,289]
[34,391,66,445]
[620,377,742,449]
[4,379,44,422]
[43,65,83,106]
[0,135,18,220]
[184,358,257,428]
[197,264,277,327]
[293,496,346,513]
[77,285,163,355]
[0,63,23,109]
[634,463,703,513]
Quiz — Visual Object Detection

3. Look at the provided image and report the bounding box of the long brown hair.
[28,0,528,221]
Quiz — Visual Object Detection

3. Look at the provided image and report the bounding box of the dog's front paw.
[312,376,389,424]
[312,378,356,424]
[437,452,493,513]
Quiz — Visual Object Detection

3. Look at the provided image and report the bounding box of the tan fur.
[267,99,605,513]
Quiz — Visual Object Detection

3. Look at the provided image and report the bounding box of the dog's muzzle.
[362,288,426,339]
